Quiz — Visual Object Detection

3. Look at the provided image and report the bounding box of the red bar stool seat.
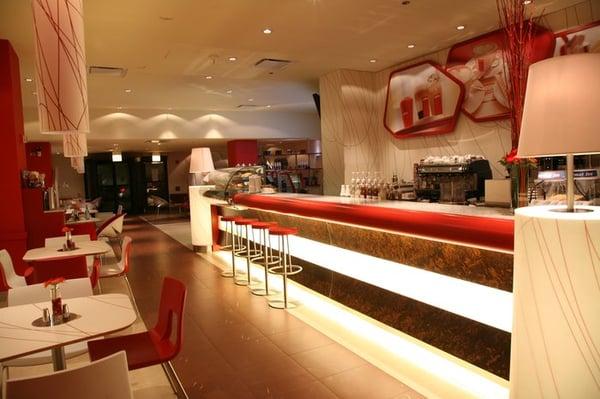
[267,226,303,309]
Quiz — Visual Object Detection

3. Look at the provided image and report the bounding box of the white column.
[511,205,600,398]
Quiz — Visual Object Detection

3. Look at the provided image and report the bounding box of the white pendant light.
[62,131,88,157]
[70,156,85,174]
[32,0,90,134]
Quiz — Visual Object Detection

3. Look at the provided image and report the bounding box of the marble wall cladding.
[290,259,511,380]
[242,208,513,291]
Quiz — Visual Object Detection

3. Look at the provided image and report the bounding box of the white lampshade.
[62,132,88,157]
[518,54,600,157]
[189,148,215,173]
[32,0,90,134]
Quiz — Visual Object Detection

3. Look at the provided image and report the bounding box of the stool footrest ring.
[267,265,303,276]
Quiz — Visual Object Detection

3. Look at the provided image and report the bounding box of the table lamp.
[517,53,600,212]
[189,147,215,185]
[511,53,600,399]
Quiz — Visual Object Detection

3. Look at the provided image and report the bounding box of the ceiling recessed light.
[523,0,532,4]
[263,28,272,35]
[369,59,377,63]
[266,105,271,108]
[228,56,237,62]
[226,89,233,94]
[456,25,465,30]
[25,78,33,82]
[205,75,213,80]
[32,92,37,96]
[151,140,160,144]
[248,98,254,102]
[407,44,416,49]
[124,89,132,93]
[117,106,123,110]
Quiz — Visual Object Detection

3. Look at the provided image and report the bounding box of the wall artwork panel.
[553,20,600,56]
[383,61,465,139]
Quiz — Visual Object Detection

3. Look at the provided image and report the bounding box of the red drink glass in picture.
[44,277,65,323]
[400,97,414,128]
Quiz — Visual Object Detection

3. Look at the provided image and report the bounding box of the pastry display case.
[202,166,265,202]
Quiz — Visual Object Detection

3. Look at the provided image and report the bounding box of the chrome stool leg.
[234,223,249,286]
[220,219,234,278]
[251,228,278,296]
[268,233,302,309]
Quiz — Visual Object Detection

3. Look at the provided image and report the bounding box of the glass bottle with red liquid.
[50,285,62,323]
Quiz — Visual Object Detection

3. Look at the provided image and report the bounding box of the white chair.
[4,351,133,399]
[0,249,28,288]
[3,278,94,368]
[99,236,139,315]
[97,213,126,242]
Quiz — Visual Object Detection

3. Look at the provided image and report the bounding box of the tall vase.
[50,285,62,323]
[510,163,530,211]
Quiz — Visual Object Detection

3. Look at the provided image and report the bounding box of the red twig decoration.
[496,0,538,148]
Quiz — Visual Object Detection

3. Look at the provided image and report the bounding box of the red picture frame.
[445,26,555,123]
[383,61,465,139]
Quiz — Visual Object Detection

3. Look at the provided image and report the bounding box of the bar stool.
[267,226,303,309]
[232,218,258,286]
[249,221,281,296]
[219,216,239,278]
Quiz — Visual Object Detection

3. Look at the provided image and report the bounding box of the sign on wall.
[383,61,465,139]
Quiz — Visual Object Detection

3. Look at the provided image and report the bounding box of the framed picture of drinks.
[383,61,465,138]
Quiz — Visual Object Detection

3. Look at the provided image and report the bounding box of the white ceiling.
[0,0,581,152]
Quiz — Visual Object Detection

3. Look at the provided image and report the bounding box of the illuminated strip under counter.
[219,221,513,332]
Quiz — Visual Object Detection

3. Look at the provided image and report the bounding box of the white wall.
[320,3,600,195]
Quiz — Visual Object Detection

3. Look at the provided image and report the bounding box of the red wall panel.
[0,40,28,275]
[227,140,258,166]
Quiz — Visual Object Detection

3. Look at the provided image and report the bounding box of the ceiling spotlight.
[150,140,160,144]
[124,89,132,93]
[25,78,33,82]
[228,56,237,61]
[407,44,416,49]
[523,0,532,4]
[248,98,254,102]
[116,106,123,110]
[263,28,272,35]
[456,25,465,30]
[266,105,271,108]
[32,92,37,96]
[369,59,377,63]
[205,75,213,80]
[226,89,233,94]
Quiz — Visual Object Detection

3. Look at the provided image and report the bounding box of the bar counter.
[214,193,515,379]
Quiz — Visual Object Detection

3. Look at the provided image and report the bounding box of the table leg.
[52,346,66,371]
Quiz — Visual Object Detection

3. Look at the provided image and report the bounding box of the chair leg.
[124,275,141,317]
[161,361,188,399]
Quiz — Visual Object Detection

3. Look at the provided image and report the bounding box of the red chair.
[87,277,187,398]
[27,256,88,284]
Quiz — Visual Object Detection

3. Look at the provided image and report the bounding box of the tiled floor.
[125,217,425,398]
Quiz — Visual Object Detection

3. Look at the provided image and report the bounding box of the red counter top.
[233,193,514,252]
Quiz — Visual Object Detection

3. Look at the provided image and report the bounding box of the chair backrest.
[96,213,126,238]
[153,277,187,361]
[8,277,93,306]
[117,204,124,215]
[120,236,133,274]
[44,234,91,247]
[0,249,23,289]
[5,351,133,399]
[28,256,88,284]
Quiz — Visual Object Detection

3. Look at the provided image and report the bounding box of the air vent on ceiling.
[254,58,291,72]
[237,104,261,109]
[88,66,128,77]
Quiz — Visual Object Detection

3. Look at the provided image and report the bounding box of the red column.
[0,40,28,276]
[227,139,258,166]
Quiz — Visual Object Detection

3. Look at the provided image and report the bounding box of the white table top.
[65,208,98,215]
[0,293,136,362]
[23,240,112,262]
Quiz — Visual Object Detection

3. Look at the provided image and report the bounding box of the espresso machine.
[414,155,492,204]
